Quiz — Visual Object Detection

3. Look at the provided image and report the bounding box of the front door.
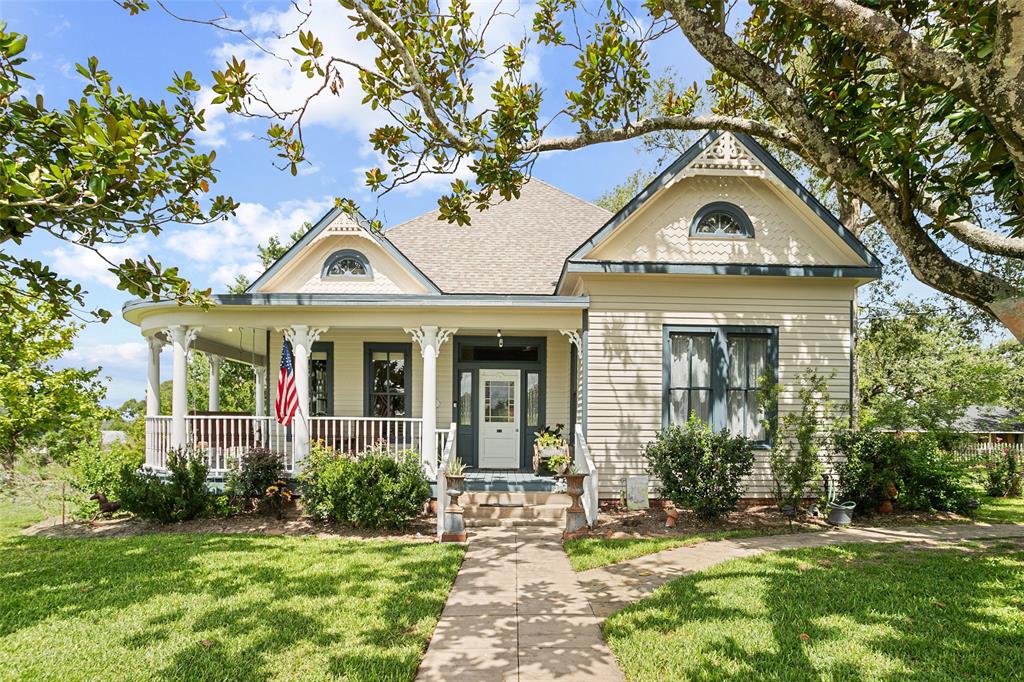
[478,369,520,468]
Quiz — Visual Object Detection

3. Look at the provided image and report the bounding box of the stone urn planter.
[441,473,467,543]
[563,472,589,535]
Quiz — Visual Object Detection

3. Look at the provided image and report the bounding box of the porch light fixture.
[497,329,503,348]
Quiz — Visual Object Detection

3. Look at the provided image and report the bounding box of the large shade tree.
[139,0,1024,335]
[0,23,236,321]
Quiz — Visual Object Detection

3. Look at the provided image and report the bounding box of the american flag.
[276,338,299,426]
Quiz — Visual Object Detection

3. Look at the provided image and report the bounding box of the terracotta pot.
[879,499,894,514]
[665,507,679,529]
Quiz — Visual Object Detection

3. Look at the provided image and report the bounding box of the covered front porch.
[127,295,588,480]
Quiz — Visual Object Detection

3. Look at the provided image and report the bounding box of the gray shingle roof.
[955,406,1024,434]
[385,179,611,294]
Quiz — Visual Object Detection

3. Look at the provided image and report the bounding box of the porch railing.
[144,416,173,470]
[186,415,292,474]
[309,416,423,456]
[436,422,457,541]
[144,415,430,476]
[574,424,599,527]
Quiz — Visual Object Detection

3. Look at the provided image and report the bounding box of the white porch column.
[208,354,223,412]
[145,334,165,417]
[164,325,200,449]
[253,365,266,417]
[405,327,457,470]
[280,325,325,467]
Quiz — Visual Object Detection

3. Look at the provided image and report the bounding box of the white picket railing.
[186,415,292,474]
[574,424,599,527]
[309,416,423,456]
[144,416,173,470]
[144,415,430,477]
[436,422,457,541]
[955,442,1024,463]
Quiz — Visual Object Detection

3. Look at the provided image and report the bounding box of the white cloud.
[46,240,146,290]
[198,0,542,161]
[163,197,330,286]
[65,341,148,370]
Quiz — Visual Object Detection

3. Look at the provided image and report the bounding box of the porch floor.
[432,470,559,494]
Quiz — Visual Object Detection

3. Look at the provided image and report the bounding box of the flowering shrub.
[984,447,1022,497]
[264,479,296,519]
[226,447,285,504]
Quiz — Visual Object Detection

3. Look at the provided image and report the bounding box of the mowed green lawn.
[564,529,783,572]
[0,516,463,681]
[604,541,1024,681]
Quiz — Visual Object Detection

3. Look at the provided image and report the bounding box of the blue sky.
[7,1,949,406]
[8,0,709,405]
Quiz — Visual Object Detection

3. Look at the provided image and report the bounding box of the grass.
[0,502,464,681]
[564,529,797,572]
[976,495,1024,524]
[604,541,1024,681]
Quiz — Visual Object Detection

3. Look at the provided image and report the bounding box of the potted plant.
[442,457,467,543]
[533,424,567,474]
[263,479,296,520]
[546,452,570,476]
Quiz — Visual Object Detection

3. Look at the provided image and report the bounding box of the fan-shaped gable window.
[689,202,755,238]
[322,250,373,280]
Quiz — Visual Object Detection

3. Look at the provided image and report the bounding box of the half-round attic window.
[689,202,754,238]
[322,249,373,280]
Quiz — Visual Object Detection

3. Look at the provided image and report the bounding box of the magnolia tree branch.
[921,199,1024,258]
[776,0,984,107]
[661,0,1019,312]
[347,0,479,153]
[776,0,1024,170]
[530,115,802,153]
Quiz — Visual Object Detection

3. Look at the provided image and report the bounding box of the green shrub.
[834,430,973,513]
[300,442,431,529]
[983,447,1022,497]
[643,415,755,521]
[762,370,841,509]
[118,448,218,523]
[225,447,286,503]
[69,437,144,500]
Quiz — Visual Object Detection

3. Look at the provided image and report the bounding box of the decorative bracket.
[162,325,201,351]
[436,328,458,355]
[559,329,583,352]
[276,325,327,348]
[404,327,458,358]
[145,333,167,353]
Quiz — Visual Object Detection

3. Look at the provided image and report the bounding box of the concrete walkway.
[416,526,624,682]
[578,522,1024,616]
[417,523,1024,681]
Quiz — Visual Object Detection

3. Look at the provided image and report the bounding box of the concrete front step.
[465,517,563,527]
[462,491,572,506]
[460,491,570,528]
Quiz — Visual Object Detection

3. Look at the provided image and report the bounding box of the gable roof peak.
[565,129,882,270]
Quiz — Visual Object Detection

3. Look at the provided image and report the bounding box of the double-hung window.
[364,343,411,418]
[664,326,777,445]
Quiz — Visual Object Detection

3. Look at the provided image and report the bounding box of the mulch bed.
[576,504,970,540]
[21,507,436,542]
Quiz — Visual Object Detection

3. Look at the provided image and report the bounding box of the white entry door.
[479,369,520,468]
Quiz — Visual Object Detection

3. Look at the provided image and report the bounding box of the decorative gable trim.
[245,206,443,294]
[563,131,883,272]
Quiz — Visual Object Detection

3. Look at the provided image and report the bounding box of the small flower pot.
[878,499,894,514]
